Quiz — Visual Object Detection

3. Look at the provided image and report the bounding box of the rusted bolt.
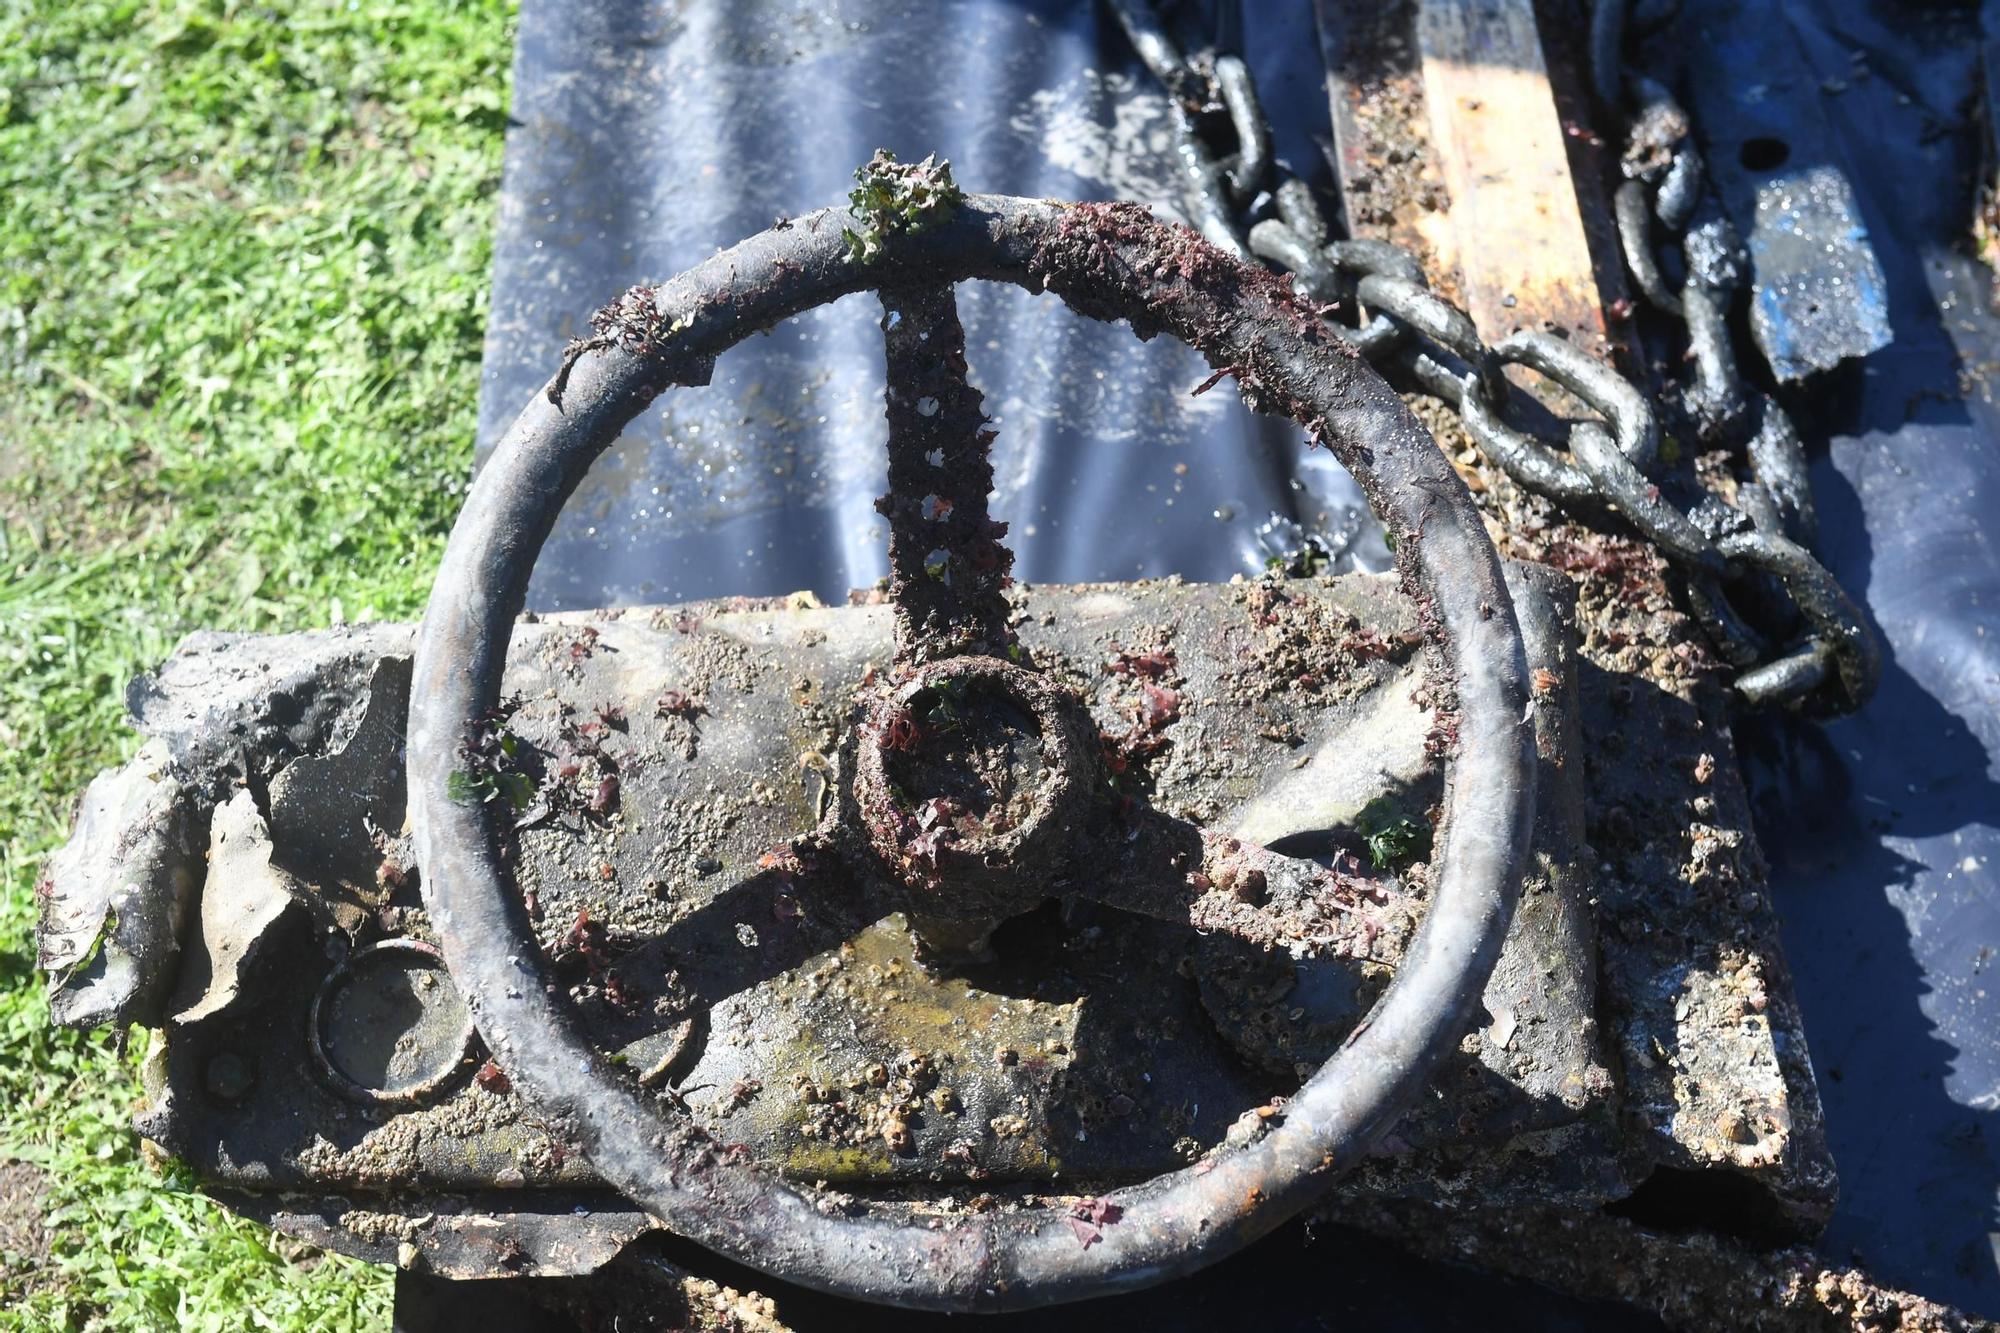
[1233,868,1268,905]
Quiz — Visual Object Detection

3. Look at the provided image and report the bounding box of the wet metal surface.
[59,574,1565,1217]
[39,546,1842,1319]
[77,580,1498,1193]
[1671,0,1894,382]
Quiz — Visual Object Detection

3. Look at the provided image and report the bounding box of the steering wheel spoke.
[878,282,1016,664]
[1079,803,1409,961]
[596,836,884,1029]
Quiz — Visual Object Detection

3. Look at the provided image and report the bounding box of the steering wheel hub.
[852,655,1101,951]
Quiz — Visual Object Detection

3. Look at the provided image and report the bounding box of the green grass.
[0,2,515,1325]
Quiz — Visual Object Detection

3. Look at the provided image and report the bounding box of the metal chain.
[1105,0,1880,717]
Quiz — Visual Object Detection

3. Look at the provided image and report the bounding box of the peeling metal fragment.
[38,738,201,1029]
[39,631,416,1034]
[170,790,304,1027]
[1674,0,1894,381]
[268,654,413,928]
[124,624,413,801]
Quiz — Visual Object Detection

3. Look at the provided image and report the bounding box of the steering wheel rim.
[409,193,1536,1311]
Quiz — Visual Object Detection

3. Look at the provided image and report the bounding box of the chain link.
[1106,0,1879,716]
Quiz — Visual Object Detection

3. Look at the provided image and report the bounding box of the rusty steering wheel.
[409,187,1536,1311]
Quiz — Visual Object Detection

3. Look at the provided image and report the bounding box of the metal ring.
[1452,333,1717,567]
[1247,221,1407,358]
[852,654,1101,920]
[1447,328,1666,507]
[1455,366,1598,503]
[1356,272,1512,407]
[1655,139,1704,232]
[1623,75,1703,231]
[408,195,1536,1311]
[307,938,481,1109]
[1247,222,1405,360]
[1714,527,1880,714]
[1734,640,1833,708]
[1489,330,1659,473]
[1248,220,1337,301]
[1568,423,1723,570]
[1213,54,1270,205]
[1273,178,1329,247]
[1683,571,1770,668]
[1332,312,1412,362]
[1679,282,1748,439]
[1614,179,1682,315]
[1323,238,1425,284]
[1101,0,1250,263]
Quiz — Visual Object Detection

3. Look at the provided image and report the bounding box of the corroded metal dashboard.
[40,565,1826,1280]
